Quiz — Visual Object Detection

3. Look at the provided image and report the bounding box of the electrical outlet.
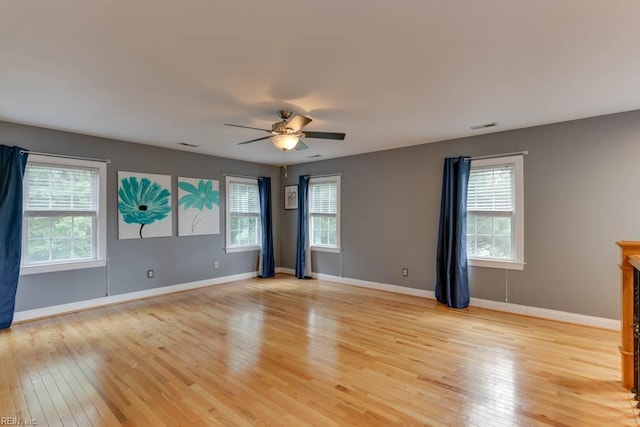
[214,261,219,269]
[402,268,408,277]
[147,269,154,279]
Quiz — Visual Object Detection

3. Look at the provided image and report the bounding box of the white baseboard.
[313,272,435,299]
[468,298,620,330]
[13,271,258,324]
[278,271,620,331]
[16,268,620,331]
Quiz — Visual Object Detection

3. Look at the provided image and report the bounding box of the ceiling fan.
[225,110,346,152]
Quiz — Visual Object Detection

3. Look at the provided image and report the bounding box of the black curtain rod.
[223,173,264,180]
[20,150,111,164]
[308,173,342,178]
[454,150,528,162]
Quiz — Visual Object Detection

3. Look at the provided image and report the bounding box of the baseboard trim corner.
[276,267,295,275]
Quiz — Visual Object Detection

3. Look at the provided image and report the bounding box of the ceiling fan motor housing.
[277,109,293,120]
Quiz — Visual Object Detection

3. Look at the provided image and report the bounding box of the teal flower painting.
[177,177,220,236]
[117,172,172,239]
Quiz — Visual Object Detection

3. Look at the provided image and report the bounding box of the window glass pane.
[229,214,259,246]
[73,216,93,238]
[51,217,73,238]
[73,237,93,259]
[52,238,72,261]
[329,232,336,246]
[467,212,515,261]
[494,217,511,236]
[248,229,257,245]
[467,215,476,235]
[476,216,492,235]
[26,215,96,264]
[310,215,338,247]
[493,236,512,259]
[475,236,493,257]
[26,239,50,263]
[28,217,50,239]
[231,230,242,246]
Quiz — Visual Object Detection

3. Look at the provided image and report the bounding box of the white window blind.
[467,165,514,212]
[228,182,260,214]
[309,182,337,215]
[25,164,98,211]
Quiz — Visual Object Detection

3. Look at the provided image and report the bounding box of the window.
[225,176,260,252]
[466,155,524,270]
[21,155,107,274]
[309,176,341,253]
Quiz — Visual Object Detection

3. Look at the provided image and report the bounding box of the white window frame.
[309,175,341,253]
[20,155,107,275]
[467,155,524,271]
[225,176,261,253]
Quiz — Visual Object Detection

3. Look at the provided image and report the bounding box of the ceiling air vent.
[307,154,322,158]
[470,122,497,130]
[177,142,199,148]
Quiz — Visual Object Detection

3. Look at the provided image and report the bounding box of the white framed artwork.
[117,171,172,239]
[177,177,220,236]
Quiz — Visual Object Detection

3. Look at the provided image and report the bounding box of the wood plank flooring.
[0,274,637,426]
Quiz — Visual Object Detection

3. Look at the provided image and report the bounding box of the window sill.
[20,259,107,275]
[311,246,341,254]
[468,258,525,271]
[225,245,260,253]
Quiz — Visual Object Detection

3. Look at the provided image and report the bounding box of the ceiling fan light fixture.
[270,134,299,151]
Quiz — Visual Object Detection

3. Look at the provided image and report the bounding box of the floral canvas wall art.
[178,177,220,236]
[118,171,172,239]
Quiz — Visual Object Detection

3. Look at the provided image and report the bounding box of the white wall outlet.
[402,268,408,277]
[147,269,154,279]
[214,261,219,269]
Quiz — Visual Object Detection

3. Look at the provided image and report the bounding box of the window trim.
[309,175,341,253]
[225,176,260,253]
[20,155,107,275]
[467,155,524,271]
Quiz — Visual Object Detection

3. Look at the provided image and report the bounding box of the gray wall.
[0,121,280,311]
[6,108,640,319]
[281,110,640,320]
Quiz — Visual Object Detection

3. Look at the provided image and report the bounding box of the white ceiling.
[1,1,639,166]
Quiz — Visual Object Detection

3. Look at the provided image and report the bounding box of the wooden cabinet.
[616,241,640,389]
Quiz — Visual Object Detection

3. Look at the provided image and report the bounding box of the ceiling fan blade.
[225,123,271,132]
[238,135,272,145]
[302,131,346,140]
[285,114,312,131]
[295,141,309,151]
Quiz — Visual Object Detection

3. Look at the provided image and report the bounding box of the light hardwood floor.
[0,274,637,426]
